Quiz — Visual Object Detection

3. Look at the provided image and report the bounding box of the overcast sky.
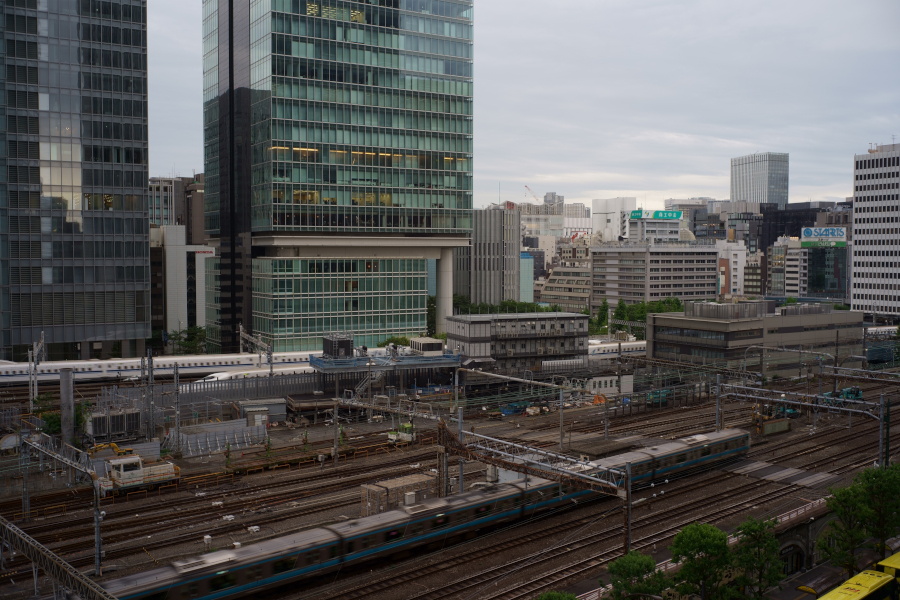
[149,0,900,211]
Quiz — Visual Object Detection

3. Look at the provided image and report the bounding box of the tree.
[612,299,628,332]
[378,336,411,348]
[784,297,798,305]
[855,465,900,560]
[598,298,610,326]
[669,523,733,600]
[733,516,782,600]
[535,593,578,600]
[427,295,437,336]
[608,551,667,600]
[818,483,867,576]
[177,326,207,355]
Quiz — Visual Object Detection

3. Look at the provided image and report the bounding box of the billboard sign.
[801,227,847,248]
[629,210,683,220]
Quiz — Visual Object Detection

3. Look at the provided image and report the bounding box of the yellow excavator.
[86,443,134,457]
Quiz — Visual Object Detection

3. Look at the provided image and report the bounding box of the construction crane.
[524,185,541,203]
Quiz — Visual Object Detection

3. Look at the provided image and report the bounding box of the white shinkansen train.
[0,340,646,385]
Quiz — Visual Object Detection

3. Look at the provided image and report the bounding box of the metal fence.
[164,422,268,456]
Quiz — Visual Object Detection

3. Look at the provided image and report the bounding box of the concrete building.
[590,242,719,312]
[664,197,712,210]
[564,203,592,237]
[203,2,473,351]
[730,152,790,209]
[647,301,863,376]
[768,237,807,298]
[184,174,206,246]
[745,252,767,297]
[149,225,214,339]
[518,202,565,238]
[591,197,636,242]
[521,246,547,280]
[519,253,535,303]
[850,143,900,314]
[454,209,520,305]
[628,210,686,242]
[544,192,564,206]
[446,312,589,372]
[541,245,591,312]
[4,1,150,360]
[715,240,747,298]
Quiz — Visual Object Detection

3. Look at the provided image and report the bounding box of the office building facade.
[589,242,718,313]
[453,208,520,305]
[2,0,150,360]
[850,143,900,314]
[203,0,474,352]
[647,301,863,375]
[730,152,789,209]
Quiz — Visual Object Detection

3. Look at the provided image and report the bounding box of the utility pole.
[333,399,339,468]
[884,397,891,468]
[559,387,564,451]
[715,374,721,432]
[623,462,632,552]
[879,393,885,468]
[833,331,839,398]
[27,331,44,413]
[458,407,464,494]
[174,364,181,456]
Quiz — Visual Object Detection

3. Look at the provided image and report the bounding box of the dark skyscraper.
[204,0,474,353]
[1,0,150,360]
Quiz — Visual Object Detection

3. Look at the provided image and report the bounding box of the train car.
[96,429,743,600]
[96,456,180,498]
[193,366,316,383]
[645,389,672,409]
[816,571,897,600]
[588,340,646,356]
[590,429,750,483]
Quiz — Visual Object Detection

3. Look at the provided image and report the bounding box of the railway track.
[303,412,892,600]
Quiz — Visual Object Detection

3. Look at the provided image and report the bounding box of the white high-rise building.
[850,143,900,314]
[730,152,789,209]
[592,197,637,242]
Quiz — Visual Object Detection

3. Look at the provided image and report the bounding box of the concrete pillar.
[436,247,453,334]
[60,368,74,445]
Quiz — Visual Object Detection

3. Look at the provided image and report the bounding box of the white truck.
[97,455,180,497]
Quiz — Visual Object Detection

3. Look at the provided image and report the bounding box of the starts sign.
[801,227,846,248]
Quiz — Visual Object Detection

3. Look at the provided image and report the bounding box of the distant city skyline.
[149,0,899,212]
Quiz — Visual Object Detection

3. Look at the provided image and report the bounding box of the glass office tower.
[1,0,150,360]
[730,152,789,209]
[204,0,473,352]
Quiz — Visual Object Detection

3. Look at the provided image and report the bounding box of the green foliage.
[855,465,900,560]
[784,297,798,305]
[535,593,578,600]
[818,483,867,576]
[669,523,733,600]
[32,393,55,415]
[169,326,208,355]
[453,294,557,315]
[607,551,668,600]
[433,332,447,341]
[833,304,851,311]
[610,297,684,339]
[378,336,411,348]
[599,298,610,326]
[427,295,436,336]
[733,516,782,600]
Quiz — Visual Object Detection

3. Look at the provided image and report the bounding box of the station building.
[646,301,864,377]
[445,312,589,373]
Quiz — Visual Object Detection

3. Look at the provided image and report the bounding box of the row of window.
[10,290,148,328]
[10,264,148,285]
[856,156,899,170]
[265,163,470,190]
[8,192,145,213]
[263,144,469,173]
[270,99,471,134]
[656,326,725,340]
[78,0,146,23]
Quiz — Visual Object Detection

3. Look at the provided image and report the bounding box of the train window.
[180,583,199,598]
[141,593,169,600]
[676,454,686,464]
[209,573,237,591]
[123,462,141,472]
[410,523,425,536]
[346,540,355,553]
[272,558,294,574]
[329,545,338,559]
[386,529,404,542]
[306,550,321,564]
[701,446,711,457]
[360,535,375,549]
[432,515,449,528]
[476,505,493,515]
[248,565,263,580]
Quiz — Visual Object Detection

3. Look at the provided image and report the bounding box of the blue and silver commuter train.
[98,429,748,600]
